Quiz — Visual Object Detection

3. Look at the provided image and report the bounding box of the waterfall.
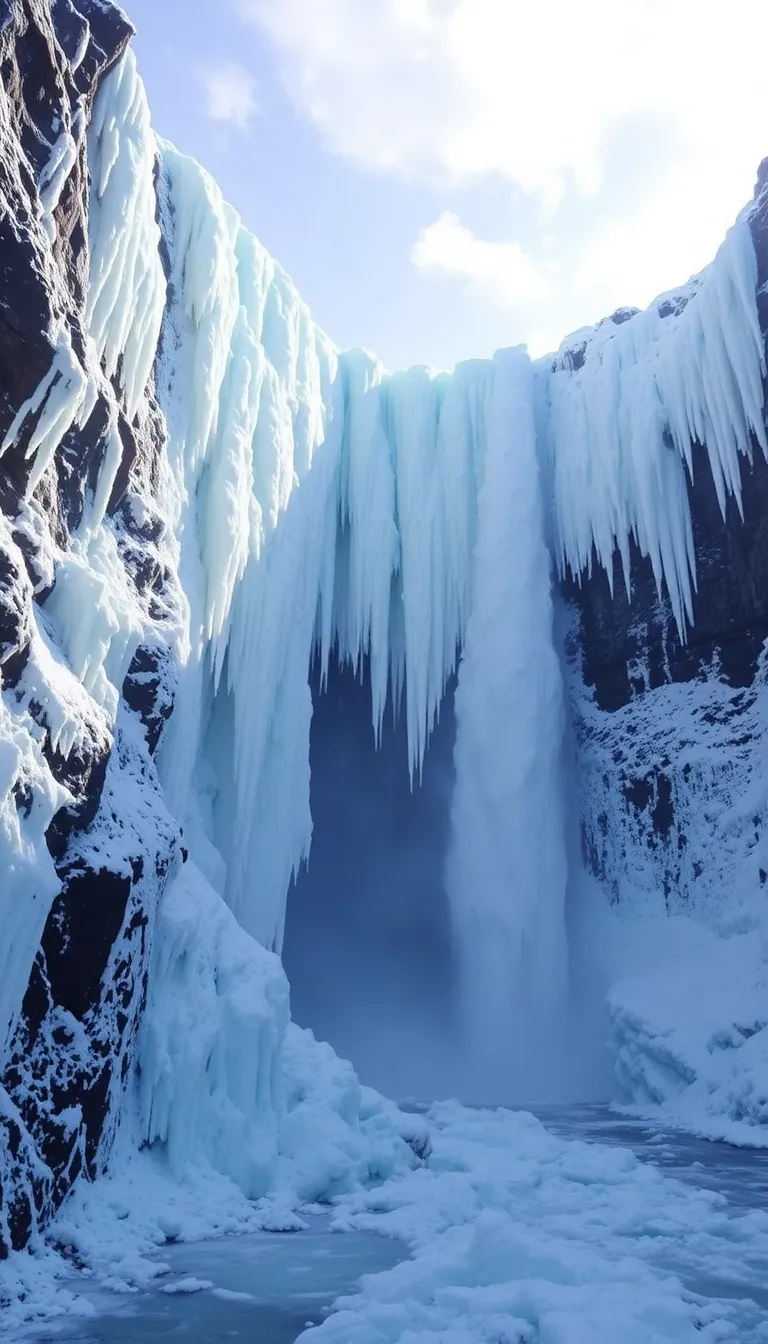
[448,347,569,1096]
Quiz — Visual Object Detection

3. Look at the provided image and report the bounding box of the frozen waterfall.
[448,349,568,1083]
[4,45,766,1118]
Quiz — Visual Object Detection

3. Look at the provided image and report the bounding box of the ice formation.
[5,43,766,1077]
[1,30,768,1311]
[448,348,568,1065]
[545,216,767,636]
[138,861,289,1195]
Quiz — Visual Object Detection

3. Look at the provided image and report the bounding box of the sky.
[125,0,768,372]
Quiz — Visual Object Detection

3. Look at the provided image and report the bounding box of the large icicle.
[546,214,766,634]
[86,48,166,421]
[153,142,345,954]
[448,348,568,1076]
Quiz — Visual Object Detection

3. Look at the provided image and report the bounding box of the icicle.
[147,123,765,982]
[87,49,166,420]
[338,348,397,743]
[0,332,88,494]
[547,213,765,637]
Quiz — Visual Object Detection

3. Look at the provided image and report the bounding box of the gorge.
[1,2,768,1337]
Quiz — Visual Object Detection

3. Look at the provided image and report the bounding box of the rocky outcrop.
[0,0,181,1255]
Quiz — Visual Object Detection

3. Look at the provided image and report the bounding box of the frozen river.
[28,1216,404,1342]
[30,1104,768,1343]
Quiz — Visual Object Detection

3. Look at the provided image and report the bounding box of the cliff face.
[0,0,182,1254]
[568,173,768,713]
[563,176,768,921]
[0,0,766,1258]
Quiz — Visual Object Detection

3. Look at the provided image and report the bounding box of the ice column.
[448,348,568,1087]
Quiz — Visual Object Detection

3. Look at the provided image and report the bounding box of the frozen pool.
[28,1216,404,1343]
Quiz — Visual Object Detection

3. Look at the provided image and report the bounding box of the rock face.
[0,0,181,1255]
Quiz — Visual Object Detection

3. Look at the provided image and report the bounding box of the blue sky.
[125,0,768,372]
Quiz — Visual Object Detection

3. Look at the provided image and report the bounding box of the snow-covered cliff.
[0,0,767,1262]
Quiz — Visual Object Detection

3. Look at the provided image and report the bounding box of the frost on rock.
[608,919,768,1143]
[0,681,68,1057]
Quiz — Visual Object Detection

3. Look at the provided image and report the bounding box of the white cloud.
[412,212,550,307]
[238,0,768,356]
[201,61,258,131]
[237,0,767,199]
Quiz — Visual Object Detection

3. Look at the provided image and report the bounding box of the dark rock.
[0,0,182,1257]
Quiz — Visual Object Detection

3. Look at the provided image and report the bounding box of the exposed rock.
[0,0,182,1255]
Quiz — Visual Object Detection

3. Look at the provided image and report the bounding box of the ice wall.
[83,53,768,1102]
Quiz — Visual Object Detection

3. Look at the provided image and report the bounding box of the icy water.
[531,1101,768,1212]
[31,1104,768,1343]
[534,1103,768,1338]
[29,1218,404,1343]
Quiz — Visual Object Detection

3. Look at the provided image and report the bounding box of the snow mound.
[608,917,768,1144]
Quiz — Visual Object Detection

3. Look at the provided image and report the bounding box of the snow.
[608,916,768,1145]
[303,1101,768,1343]
[161,1276,213,1294]
[5,1088,768,1343]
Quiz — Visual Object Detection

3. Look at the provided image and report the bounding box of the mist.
[283,659,458,1100]
[283,655,614,1105]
